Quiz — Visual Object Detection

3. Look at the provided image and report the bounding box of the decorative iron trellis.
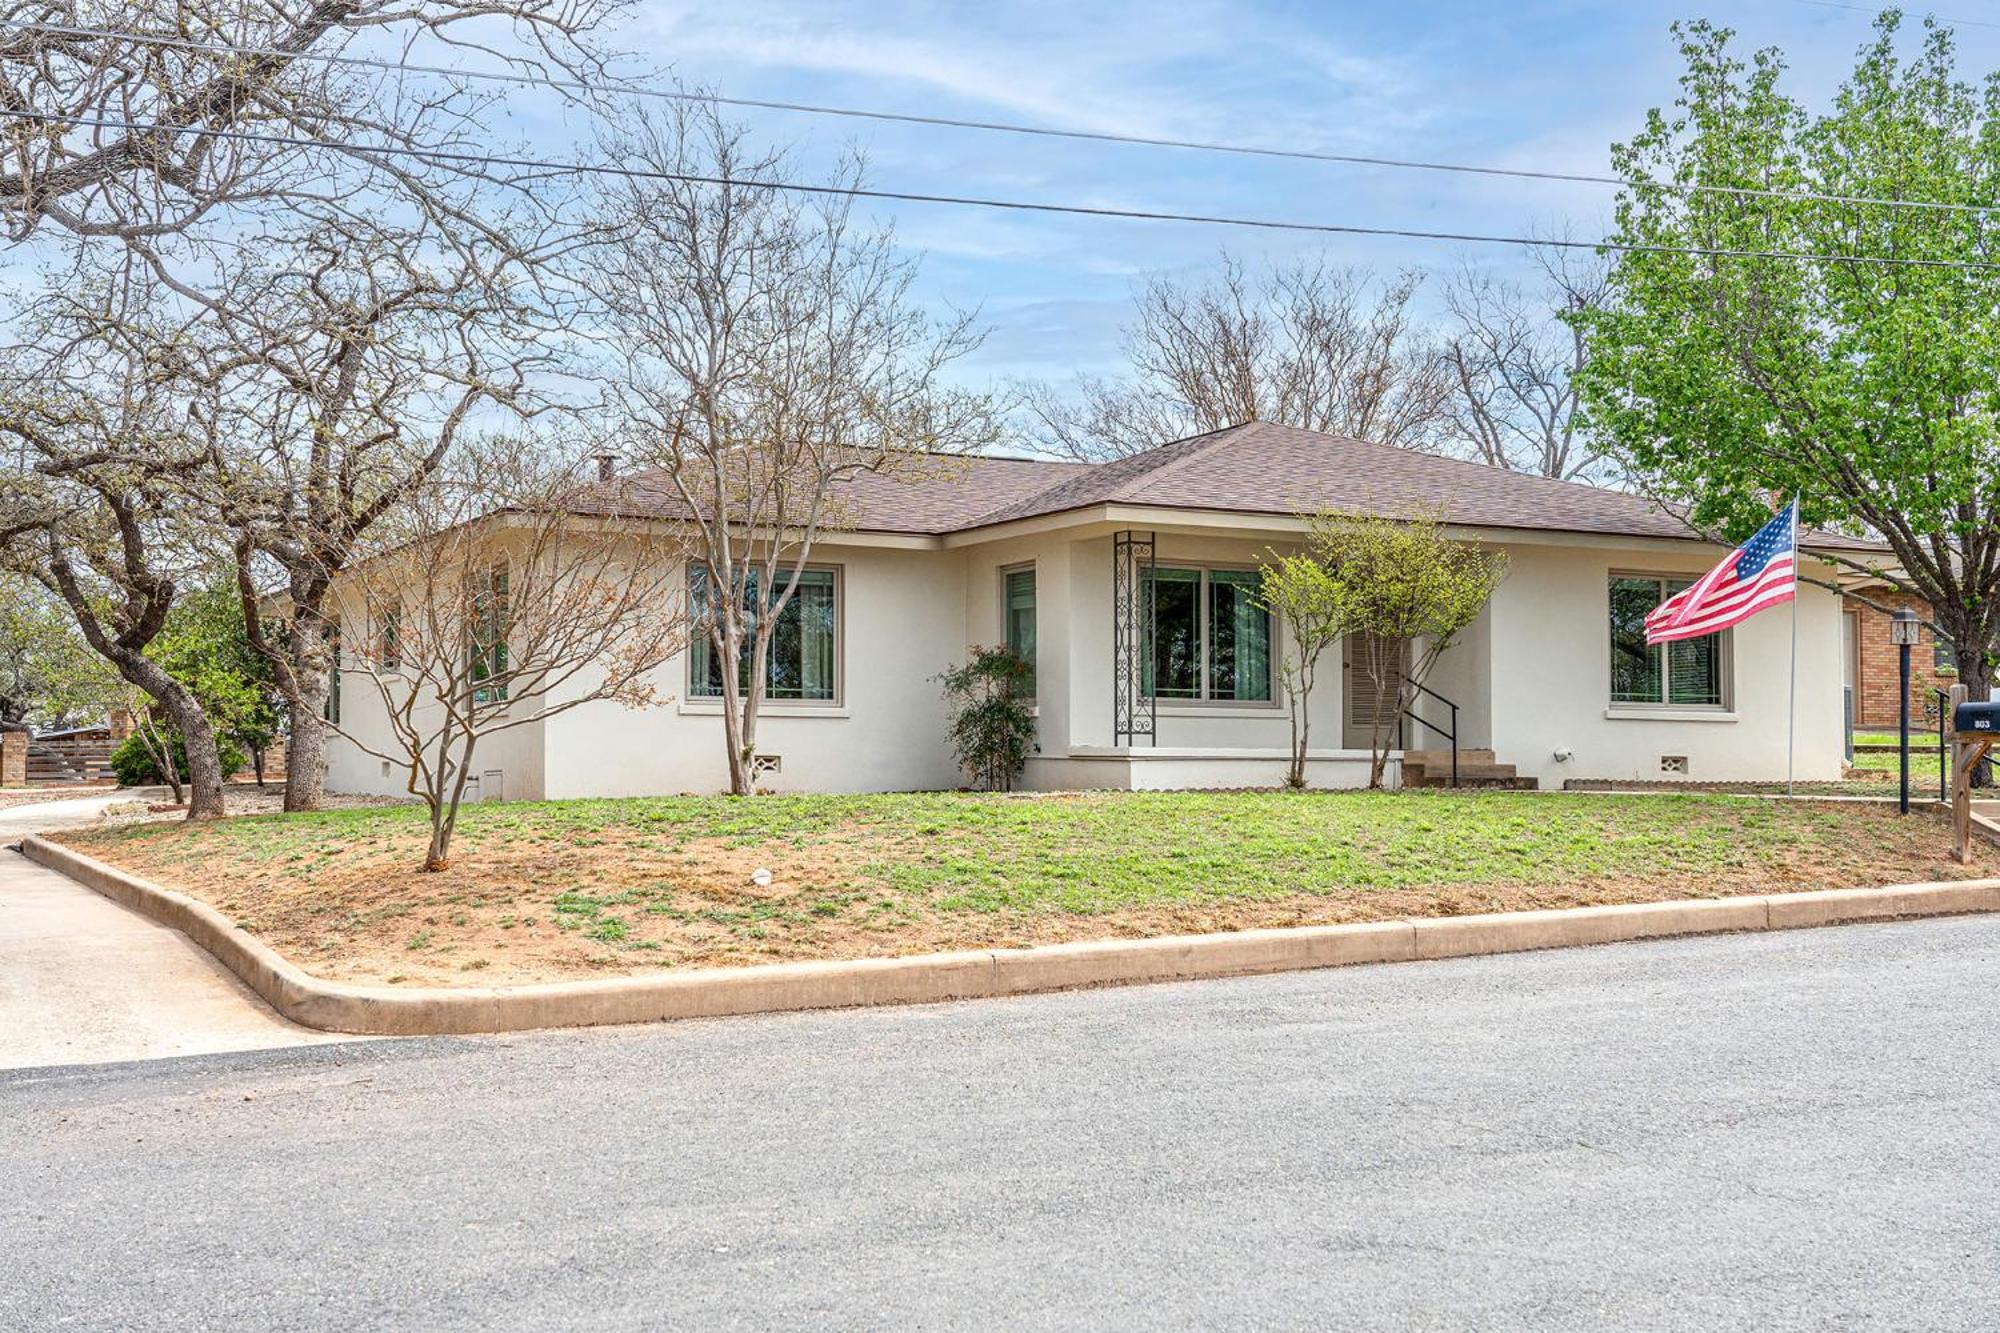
[1113,530,1157,746]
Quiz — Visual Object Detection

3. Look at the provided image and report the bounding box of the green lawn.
[1847,745,1946,787]
[54,789,1990,986]
[1853,730,1944,748]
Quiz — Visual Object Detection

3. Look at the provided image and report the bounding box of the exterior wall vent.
[1659,755,1690,775]
[752,754,783,778]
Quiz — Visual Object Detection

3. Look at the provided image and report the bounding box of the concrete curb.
[21,834,2000,1037]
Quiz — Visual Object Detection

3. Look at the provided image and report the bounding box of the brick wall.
[0,730,25,788]
[1846,591,1955,729]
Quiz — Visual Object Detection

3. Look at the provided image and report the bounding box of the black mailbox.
[1954,701,2000,733]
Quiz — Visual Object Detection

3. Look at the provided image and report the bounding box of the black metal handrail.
[1397,680,1462,788]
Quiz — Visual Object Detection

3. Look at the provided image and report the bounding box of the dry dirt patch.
[48,790,1997,988]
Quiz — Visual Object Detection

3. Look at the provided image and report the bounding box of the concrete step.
[1404,761,1520,782]
[1403,748,1495,767]
[1405,773,1540,791]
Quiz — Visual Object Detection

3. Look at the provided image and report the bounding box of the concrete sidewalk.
[0,793,347,1070]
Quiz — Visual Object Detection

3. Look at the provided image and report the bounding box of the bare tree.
[1022,257,1450,460]
[0,0,621,243]
[1437,247,1611,483]
[180,211,570,812]
[587,100,996,795]
[0,323,232,818]
[330,442,689,871]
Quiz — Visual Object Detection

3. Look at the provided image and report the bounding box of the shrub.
[937,646,1036,791]
[109,732,247,787]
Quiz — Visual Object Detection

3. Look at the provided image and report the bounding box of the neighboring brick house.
[1843,584,1956,729]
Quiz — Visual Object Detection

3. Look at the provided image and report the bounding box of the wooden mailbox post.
[1948,683,1998,863]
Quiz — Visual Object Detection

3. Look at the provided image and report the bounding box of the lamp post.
[1891,608,1922,814]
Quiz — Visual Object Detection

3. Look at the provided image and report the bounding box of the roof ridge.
[954,421,1251,528]
[1255,421,1670,510]
[1101,422,1259,503]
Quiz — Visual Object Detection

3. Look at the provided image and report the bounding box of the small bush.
[937,646,1036,792]
[109,733,248,787]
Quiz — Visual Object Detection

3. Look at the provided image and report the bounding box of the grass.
[1854,730,1940,747]
[1847,745,1946,786]
[51,789,1994,987]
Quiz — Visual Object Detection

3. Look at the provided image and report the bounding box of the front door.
[1344,633,1410,749]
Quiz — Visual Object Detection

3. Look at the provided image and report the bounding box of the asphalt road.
[5,915,1998,1332]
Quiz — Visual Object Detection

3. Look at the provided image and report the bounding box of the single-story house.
[324,421,1878,800]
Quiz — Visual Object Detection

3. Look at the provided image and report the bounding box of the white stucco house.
[324,421,1875,800]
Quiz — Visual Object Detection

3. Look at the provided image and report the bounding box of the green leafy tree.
[147,584,283,782]
[0,573,121,731]
[937,647,1037,792]
[109,730,247,792]
[1577,14,2000,703]
[1311,511,1507,788]
[1256,553,1354,789]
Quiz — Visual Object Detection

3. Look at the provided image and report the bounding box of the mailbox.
[1954,701,2000,734]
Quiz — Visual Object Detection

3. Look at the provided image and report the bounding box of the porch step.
[1402,749,1495,767]
[1401,752,1538,791]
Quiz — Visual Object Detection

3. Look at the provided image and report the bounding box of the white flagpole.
[1786,496,1800,797]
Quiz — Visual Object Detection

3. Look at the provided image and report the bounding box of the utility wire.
[5,17,2000,219]
[5,104,1999,272]
[1793,1,2000,32]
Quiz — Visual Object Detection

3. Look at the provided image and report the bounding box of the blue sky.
[526,2,2000,384]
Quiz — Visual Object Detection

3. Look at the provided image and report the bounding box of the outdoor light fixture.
[1892,609,1920,813]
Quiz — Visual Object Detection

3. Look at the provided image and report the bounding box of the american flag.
[1645,500,1798,645]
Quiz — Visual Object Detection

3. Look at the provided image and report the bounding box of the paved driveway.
[4,914,1996,1331]
[0,793,344,1070]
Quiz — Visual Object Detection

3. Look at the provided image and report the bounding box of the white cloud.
[637,0,1437,147]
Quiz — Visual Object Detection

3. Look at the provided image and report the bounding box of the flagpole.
[1786,496,1800,798]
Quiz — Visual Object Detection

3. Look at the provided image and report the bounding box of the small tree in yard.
[1256,553,1354,789]
[937,647,1036,791]
[332,446,690,871]
[589,99,996,796]
[1312,511,1508,789]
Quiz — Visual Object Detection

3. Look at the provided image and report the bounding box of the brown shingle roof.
[572,422,1883,551]
[566,453,1092,536]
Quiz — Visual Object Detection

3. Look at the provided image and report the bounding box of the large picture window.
[1004,566,1036,698]
[1609,575,1726,708]
[690,566,838,702]
[1143,565,1273,704]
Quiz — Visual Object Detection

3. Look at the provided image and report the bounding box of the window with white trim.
[1143,565,1273,704]
[1003,566,1036,699]
[1609,575,1727,708]
[689,566,839,702]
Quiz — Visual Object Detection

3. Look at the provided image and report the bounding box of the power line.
[1793,1,2000,32]
[5,17,2000,220]
[5,103,2000,272]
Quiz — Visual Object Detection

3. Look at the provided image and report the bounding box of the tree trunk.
[105,654,224,819]
[424,816,453,871]
[735,625,772,796]
[285,669,331,812]
[706,612,754,797]
[154,680,227,821]
[1957,636,1994,789]
[1291,674,1313,790]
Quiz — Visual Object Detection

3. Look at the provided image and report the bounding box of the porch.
[1014,528,1522,791]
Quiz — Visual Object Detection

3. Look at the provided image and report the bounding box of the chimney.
[594,453,618,482]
